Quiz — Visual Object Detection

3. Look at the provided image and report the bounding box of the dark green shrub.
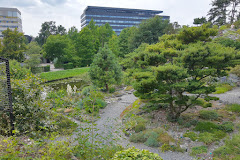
[194,121,219,132]
[63,63,74,70]
[199,110,219,120]
[95,98,107,109]
[219,121,234,132]
[109,87,116,93]
[134,123,146,133]
[43,65,50,72]
[31,66,43,74]
[191,146,208,156]
[129,132,147,143]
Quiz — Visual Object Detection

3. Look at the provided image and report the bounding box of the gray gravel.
[93,92,194,160]
[211,87,240,105]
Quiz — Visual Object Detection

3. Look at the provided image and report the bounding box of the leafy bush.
[160,143,184,153]
[191,146,208,156]
[95,98,107,109]
[43,65,50,72]
[199,110,219,120]
[219,121,234,132]
[194,121,219,133]
[31,66,43,74]
[134,123,146,133]
[227,104,240,113]
[198,132,216,144]
[109,86,116,93]
[230,65,240,77]
[112,147,163,160]
[81,85,96,96]
[213,133,240,159]
[129,132,147,143]
[63,63,74,70]
[144,131,159,147]
[9,60,31,79]
[183,132,198,141]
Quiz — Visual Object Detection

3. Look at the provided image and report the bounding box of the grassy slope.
[40,67,90,81]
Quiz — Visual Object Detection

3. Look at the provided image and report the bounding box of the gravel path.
[211,87,240,104]
[93,92,194,160]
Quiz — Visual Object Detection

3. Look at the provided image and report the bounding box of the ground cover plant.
[40,67,89,81]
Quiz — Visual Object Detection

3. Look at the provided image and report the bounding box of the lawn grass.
[40,67,90,81]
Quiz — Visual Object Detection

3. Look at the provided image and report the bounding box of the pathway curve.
[92,92,193,160]
[211,87,240,104]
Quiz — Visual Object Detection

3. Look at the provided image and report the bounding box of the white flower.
[73,85,77,94]
[67,84,72,96]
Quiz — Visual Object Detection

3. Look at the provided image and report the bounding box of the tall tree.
[0,28,26,62]
[108,34,120,57]
[97,23,114,47]
[24,42,42,71]
[35,21,67,46]
[89,45,122,91]
[75,27,95,67]
[43,34,74,66]
[208,0,230,25]
[129,16,170,51]
[68,26,78,41]
[229,0,240,23]
[193,17,207,26]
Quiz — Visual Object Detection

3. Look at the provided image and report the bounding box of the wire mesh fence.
[0,57,14,135]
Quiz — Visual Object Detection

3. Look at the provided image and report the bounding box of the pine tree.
[89,45,122,91]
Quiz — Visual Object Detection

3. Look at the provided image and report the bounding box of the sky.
[1,0,213,37]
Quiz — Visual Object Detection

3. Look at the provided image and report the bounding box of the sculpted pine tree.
[89,45,122,91]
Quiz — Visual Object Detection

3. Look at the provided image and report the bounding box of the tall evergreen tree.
[89,45,122,91]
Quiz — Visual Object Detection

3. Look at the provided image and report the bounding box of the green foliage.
[177,24,218,44]
[109,86,116,93]
[160,143,185,153]
[9,60,31,79]
[89,45,122,91]
[81,85,96,96]
[230,65,240,77]
[108,34,120,57]
[24,42,42,70]
[0,137,73,159]
[227,104,240,113]
[199,110,219,120]
[191,146,208,156]
[129,16,171,51]
[198,132,216,144]
[214,83,234,94]
[219,121,234,132]
[40,67,89,81]
[112,147,163,160]
[183,132,198,141]
[43,65,50,72]
[194,121,234,133]
[129,131,147,143]
[214,37,240,50]
[35,21,67,46]
[194,121,219,133]
[213,133,240,159]
[63,63,74,70]
[0,28,27,62]
[44,34,76,66]
[134,123,146,133]
[193,17,207,25]
[144,131,159,147]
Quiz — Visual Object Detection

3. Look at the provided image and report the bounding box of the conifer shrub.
[199,110,219,120]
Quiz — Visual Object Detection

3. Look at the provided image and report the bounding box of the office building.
[81,6,169,35]
[0,7,22,38]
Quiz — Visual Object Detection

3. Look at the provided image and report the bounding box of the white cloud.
[1,0,213,36]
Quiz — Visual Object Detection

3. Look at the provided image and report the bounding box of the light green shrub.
[191,146,208,156]
[112,147,163,160]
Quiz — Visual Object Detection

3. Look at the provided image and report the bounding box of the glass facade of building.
[0,7,22,38]
[81,6,170,35]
